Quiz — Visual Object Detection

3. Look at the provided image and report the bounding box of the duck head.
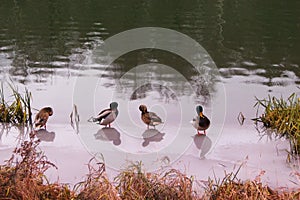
[196,105,204,118]
[110,102,118,109]
[45,107,53,116]
[139,105,148,113]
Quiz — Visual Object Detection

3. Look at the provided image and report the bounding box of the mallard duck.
[139,105,163,129]
[34,107,53,130]
[191,105,210,135]
[93,102,118,127]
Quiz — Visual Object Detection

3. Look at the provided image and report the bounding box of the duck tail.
[34,123,42,130]
[88,116,98,122]
[93,117,102,122]
[88,116,102,123]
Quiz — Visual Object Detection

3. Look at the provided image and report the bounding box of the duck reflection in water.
[142,129,165,147]
[94,127,121,146]
[193,134,212,159]
[35,129,56,142]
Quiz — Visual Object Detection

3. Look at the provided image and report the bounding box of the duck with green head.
[93,102,119,127]
[191,105,210,135]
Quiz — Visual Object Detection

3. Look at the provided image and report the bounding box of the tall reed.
[0,82,32,126]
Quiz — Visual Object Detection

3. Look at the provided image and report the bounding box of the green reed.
[253,93,300,155]
[0,82,32,126]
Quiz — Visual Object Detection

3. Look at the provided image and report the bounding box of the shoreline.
[1,122,298,191]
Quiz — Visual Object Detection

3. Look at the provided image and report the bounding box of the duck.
[92,102,118,127]
[139,105,163,129]
[191,105,210,135]
[34,107,53,130]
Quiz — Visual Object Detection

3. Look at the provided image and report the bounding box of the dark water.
[0,0,299,84]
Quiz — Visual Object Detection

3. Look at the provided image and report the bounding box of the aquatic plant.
[253,93,300,155]
[70,104,80,134]
[0,82,32,126]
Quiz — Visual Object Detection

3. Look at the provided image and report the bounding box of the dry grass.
[74,158,120,200]
[203,167,300,200]
[253,93,300,155]
[115,162,199,200]
[0,132,74,199]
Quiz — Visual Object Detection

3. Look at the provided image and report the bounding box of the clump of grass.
[115,162,199,199]
[74,158,120,200]
[204,167,300,200]
[0,132,74,199]
[0,82,32,126]
[253,93,300,155]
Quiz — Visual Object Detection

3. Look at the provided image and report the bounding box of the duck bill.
[199,112,203,118]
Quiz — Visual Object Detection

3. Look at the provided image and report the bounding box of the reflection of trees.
[127,75,214,105]
[0,0,299,84]
[130,83,177,103]
[220,0,300,77]
[110,50,217,105]
[1,0,106,82]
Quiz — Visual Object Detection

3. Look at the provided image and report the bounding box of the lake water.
[0,0,299,188]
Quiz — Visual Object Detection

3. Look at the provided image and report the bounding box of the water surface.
[0,0,299,187]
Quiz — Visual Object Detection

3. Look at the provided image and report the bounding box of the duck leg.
[197,130,206,135]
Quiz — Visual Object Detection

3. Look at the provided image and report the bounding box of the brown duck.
[139,105,163,129]
[34,107,53,130]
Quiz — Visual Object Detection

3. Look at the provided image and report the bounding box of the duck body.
[191,105,210,135]
[93,102,118,127]
[139,105,163,129]
[34,107,53,130]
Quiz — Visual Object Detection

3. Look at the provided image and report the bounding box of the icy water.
[0,0,300,188]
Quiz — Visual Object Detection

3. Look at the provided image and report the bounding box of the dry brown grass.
[0,132,75,199]
[74,158,120,200]
[115,162,200,200]
[203,167,300,200]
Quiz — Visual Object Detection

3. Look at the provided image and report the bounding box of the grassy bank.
[0,134,299,200]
